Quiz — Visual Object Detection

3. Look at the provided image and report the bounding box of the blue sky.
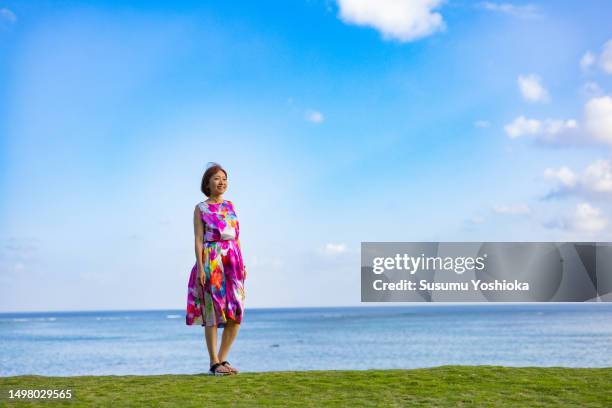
[1,0,612,312]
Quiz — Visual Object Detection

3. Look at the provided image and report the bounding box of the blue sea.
[1,304,612,377]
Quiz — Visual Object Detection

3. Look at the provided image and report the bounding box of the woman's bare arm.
[194,205,205,281]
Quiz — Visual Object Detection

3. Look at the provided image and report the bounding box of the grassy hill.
[1,365,611,407]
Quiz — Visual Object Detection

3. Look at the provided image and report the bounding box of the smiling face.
[207,170,227,197]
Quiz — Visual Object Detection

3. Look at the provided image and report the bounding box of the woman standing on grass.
[185,162,247,376]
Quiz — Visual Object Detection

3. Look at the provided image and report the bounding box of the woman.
[185,162,247,376]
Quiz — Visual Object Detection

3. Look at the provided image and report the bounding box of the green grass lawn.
[1,365,611,407]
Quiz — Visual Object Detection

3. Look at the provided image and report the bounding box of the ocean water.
[1,304,611,377]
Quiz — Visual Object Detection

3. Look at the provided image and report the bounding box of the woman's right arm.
[194,205,205,286]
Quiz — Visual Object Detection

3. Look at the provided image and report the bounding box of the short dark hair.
[200,163,228,197]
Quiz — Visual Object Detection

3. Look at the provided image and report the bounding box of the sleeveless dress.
[186,199,246,328]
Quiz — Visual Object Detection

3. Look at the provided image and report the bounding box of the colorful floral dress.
[186,199,246,328]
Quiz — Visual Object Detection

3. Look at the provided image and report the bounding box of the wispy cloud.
[580,51,596,71]
[322,242,347,255]
[305,109,325,124]
[463,215,486,233]
[468,215,486,224]
[0,237,41,283]
[493,204,531,215]
[477,2,542,19]
[336,0,446,42]
[601,39,612,74]
[543,203,609,234]
[1,237,40,261]
[580,38,612,74]
[581,81,603,98]
[517,74,549,103]
[0,8,17,27]
[474,120,490,128]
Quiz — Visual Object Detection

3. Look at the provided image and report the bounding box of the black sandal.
[209,362,232,376]
[220,360,239,374]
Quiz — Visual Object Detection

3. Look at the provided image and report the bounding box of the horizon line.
[1,302,611,315]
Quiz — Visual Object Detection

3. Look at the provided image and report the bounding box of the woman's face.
[208,170,227,196]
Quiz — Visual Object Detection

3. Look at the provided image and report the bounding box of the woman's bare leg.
[218,319,240,362]
[204,326,233,374]
[204,326,219,366]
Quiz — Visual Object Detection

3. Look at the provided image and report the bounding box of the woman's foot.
[209,362,233,376]
[220,360,239,374]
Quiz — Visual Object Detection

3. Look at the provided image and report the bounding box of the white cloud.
[517,74,549,103]
[583,159,612,193]
[504,116,577,141]
[543,202,609,234]
[323,242,347,255]
[478,2,541,19]
[600,39,612,74]
[474,120,490,128]
[581,81,603,98]
[544,166,578,188]
[336,0,446,42]
[493,204,531,215]
[504,116,540,138]
[580,38,612,75]
[505,96,612,147]
[580,51,596,71]
[573,203,608,232]
[0,8,16,25]
[544,119,578,136]
[584,96,612,144]
[544,159,612,199]
[305,109,324,124]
